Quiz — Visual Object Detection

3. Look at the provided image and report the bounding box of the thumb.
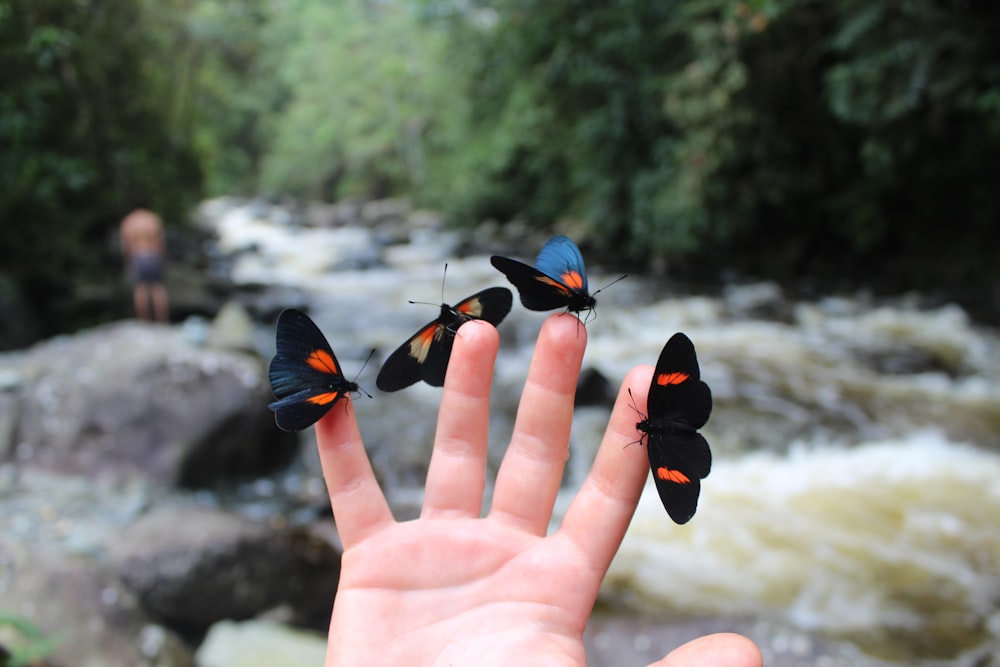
[651,633,762,667]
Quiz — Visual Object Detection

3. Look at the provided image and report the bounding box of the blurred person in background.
[120,198,169,323]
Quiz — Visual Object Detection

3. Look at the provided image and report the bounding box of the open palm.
[316,315,761,667]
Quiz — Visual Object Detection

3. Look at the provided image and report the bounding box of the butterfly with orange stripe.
[635,332,713,524]
[268,308,366,432]
[376,286,512,392]
[490,235,598,316]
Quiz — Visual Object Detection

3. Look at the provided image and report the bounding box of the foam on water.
[606,432,1000,662]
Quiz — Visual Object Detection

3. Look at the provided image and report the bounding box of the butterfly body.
[636,415,700,438]
[636,332,713,524]
[376,286,512,392]
[268,308,360,432]
[490,235,596,315]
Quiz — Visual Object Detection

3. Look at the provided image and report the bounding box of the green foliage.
[431,0,691,254]
[0,611,60,666]
[142,0,272,196]
[695,0,1000,282]
[257,0,462,200]
[1,1,157,333]
[429,0,1000,287]
[0,0,265,341]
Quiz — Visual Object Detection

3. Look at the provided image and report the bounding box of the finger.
[490,314,586,534]
[314,399,394,547]
[422,320,499,518]
[655,632,763,667]
[557,365,652,571]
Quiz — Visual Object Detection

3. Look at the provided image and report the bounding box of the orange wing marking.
[657,467,691,484]
[307,349,338,374]
[536,275,572,294]
[560,271,585,290]
[656,371,690,386]
[307,391,340,405]
[456,298,483,318]
[408,324,442,363]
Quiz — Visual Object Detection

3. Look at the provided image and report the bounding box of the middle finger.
[489,314,587,534]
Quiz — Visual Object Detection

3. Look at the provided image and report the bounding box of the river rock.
[195,619,327,667]
[576,366,615,407]
[0,539,193,667]
[4,319,297,486]
[106,506,341,633]
[205,300,257,353]
[360,197,409,226]
[303,199,350,228]
[722,281,793,322]
[0,272,43,350]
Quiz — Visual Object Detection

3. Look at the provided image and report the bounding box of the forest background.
[2,0,999,346]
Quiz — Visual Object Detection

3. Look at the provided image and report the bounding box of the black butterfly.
[635,333,713,524]
[490,235,598,315]
[376,287,512,392]
[268,308,364,432]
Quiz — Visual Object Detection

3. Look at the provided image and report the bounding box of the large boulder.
[0,539,193,667]
[106,506,341,633]
[2,319,297,486]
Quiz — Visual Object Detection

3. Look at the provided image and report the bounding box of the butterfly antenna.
[592,273,628,296]
[624,387,646,448]
[579,273,626,327]
[626,387,645,418]
[408,263,450,308]
[440,262,448,304]
[351,349,376,399]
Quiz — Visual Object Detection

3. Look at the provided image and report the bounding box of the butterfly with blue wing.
[490,235,623,320]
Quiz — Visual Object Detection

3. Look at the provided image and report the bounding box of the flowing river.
[208,198,1000,666]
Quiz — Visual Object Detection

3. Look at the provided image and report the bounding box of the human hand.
[315,314,762,667]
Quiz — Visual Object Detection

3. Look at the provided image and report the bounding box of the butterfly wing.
[647,332,712,429]
[534,234,589,294]
[490,255,574,311]
[376,318,445,392]
[377,287,514,391]
[491,235,593,313]
[646,430,712,524]
[452,286,513,327]
[420,287,512,385]
[268,309,354,431]
[269,387,348,433]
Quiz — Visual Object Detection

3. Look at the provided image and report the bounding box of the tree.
[258,0,460,200]
[0,0,265,344]
[430,0,1000,289]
